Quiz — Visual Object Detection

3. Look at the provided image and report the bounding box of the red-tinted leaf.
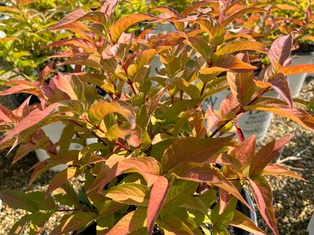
[161,135,233,172]
[49,9,87,30]
[230,135,256,171]
[268,35,292,67]
[215,55,257,72]
[215,41,267,56]
[100,0,120,17]
[249,176,279,235]
[107,208,147,235]
[110,14,155,43]
[227,70,255,106]
[49,38,98,54]
[249,136,293,177]
[0,80,41,97]
[262,163,305,181]
[89,157,161,192]
[0,104,19,123]
[269,73,292,108]
[278,64,314,76]
[221,7,267,27]
[128,49,158,78]
[51,211,97,235]
[173,163,251,210]
[246,97,314,131]
[147,176,169,235]
[39,61,54,85]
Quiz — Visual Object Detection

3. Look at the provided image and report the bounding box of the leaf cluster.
[0,0,314,234]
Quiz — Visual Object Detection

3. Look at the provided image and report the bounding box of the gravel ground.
[0,76,313,234]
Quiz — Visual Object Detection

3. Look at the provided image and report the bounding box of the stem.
[209,86,271,138]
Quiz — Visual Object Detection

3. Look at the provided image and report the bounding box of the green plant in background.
[0,0,314,234]
[238,0,314,51]
[0,0,103,81]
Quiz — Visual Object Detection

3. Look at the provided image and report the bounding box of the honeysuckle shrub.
[0,0,314,234]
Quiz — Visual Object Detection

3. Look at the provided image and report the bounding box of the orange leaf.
[278,64,314,76]
[215,40,267,56]
[262,163,306,181]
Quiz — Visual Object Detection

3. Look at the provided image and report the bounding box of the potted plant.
[0,1,314,234]
[238,0,314,98]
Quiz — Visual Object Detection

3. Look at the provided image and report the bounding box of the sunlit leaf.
[278,64,314,76]
[215,41,267,56]
[230,210,264,235]
[249,176,279,235]
[268,35,292,67]
[262,163,305,181]
[107,208,147,235]
[246,97,314,132]
[147,176,169,235]
[158,213,195,235]
[106,183,150,206]
[249,136,293,177]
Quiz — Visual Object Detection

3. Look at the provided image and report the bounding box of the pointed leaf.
[227,70,255,105]
[161,180,199,215]
[128,49,158,78]
[215,41,267,56]
[0,104,19,123]
[269,73,292,108]
[49,9,87,30]
[214,55,257,72]
[246,97,314,131]
[249,136,293,177]
[147,176,169,235]
[88,101,135,128]
[158,213,195,235]
[173,163,251,210]
[278,64,314,76]
[51,211,97,235]
[110,14,155,43]
[268,35,292,67]
[230,135,256,170]
[89,157,161,192]
[106,183,150,206]
[262,163,305,181]
[230,210,264,235]
[107,208,147,235]
[249,176,279,235]
[0,190,38,212]
[161,135,233,172]
[46,167,80,197]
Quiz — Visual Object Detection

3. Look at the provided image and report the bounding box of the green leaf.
[53,181,81,208]
[46,167,80,197]
[160,135,233,172]
[128,49,158,78]
[110,14,155,43]
[230,210,264,235]
[0,190,38,212]
[9,214,32,235]
[106,183,150,206]
[88,101,136,128]
[169,77,200,99]
[245,97,314,132]
[161,180,199,215]
[158,213,195,235]
[249,176,279,235]
[147,176,169,235]
[107,208,147,235]
[51,211,98,235]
